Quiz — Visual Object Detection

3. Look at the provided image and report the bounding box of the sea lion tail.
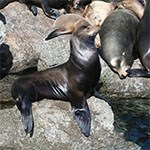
[72,101,91,137]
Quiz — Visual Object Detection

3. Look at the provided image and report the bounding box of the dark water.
[109,99,150,150]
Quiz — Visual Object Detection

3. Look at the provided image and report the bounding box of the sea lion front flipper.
[27,4,38,16]
[16,95,34,137]
[127,69,150,78]
[72,101,91,137]
[45,28,72,40]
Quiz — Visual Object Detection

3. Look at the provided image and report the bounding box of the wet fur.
[11,23,101,137]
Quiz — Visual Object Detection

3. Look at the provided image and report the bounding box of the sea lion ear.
[45,28,72,40]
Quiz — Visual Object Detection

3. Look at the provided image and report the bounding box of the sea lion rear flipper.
[72,101,91,137]
[40,0,61,19]
[16,95,34,137]
[127,69,150,78]
[45,28,72,40]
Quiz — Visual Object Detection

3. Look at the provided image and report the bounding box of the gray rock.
[0,2,53,72]
[0,96,140,150]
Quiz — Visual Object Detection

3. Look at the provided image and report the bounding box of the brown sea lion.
[0,0,74,19]
[11,22,102,137]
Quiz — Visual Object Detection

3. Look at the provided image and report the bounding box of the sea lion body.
[138,0,150,71]
[127,0,150,78]
[83,1,117,48]
[0,0,72,19]
[99,9,139,79]
[11,23,101,137]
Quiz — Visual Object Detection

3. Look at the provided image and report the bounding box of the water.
[109,99,150,150]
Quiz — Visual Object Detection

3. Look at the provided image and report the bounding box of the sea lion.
[0,43,13,79]
[11,23,101,137]
[99,8,139,79]
[127,0,150,78]
[0,0,73,19]
[121,0,145,18]
[73,0,117,9]
[82,1,118,48]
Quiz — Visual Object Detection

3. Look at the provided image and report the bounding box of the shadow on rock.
[0,12,6,24]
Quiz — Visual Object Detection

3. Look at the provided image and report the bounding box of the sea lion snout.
[110,57,131,79]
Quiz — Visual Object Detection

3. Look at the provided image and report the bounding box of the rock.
[0,96,140,150]
[100,59,150,99]
[0,2,53,73]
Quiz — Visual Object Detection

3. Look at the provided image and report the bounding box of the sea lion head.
[45,14,90,40]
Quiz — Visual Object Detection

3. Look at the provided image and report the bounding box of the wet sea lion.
[99,8,139,79]
[11,23,101,137]
[127,0,150,78]
[0,43,13,79]
[0,0,73,19]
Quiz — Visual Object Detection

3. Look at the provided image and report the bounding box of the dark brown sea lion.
[127,0,150,78]
[0,43,13,79]
[11,22,101,137]
[99,8,139,79]
[0,0,73,19]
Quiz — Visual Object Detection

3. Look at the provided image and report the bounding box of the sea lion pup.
[99,8,139,79]
[11,23,101,137]
[0,0,73,19]
[127,0,150,78]
[0,43,13,79]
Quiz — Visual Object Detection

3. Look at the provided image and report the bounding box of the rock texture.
[0,95,140,150]
[0,2,53,72]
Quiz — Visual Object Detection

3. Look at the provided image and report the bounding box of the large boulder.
[0,2,53,72]
[0,95,140,150]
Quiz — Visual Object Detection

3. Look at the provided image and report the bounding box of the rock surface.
[0,95,140,150]
[0,2,53,72]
